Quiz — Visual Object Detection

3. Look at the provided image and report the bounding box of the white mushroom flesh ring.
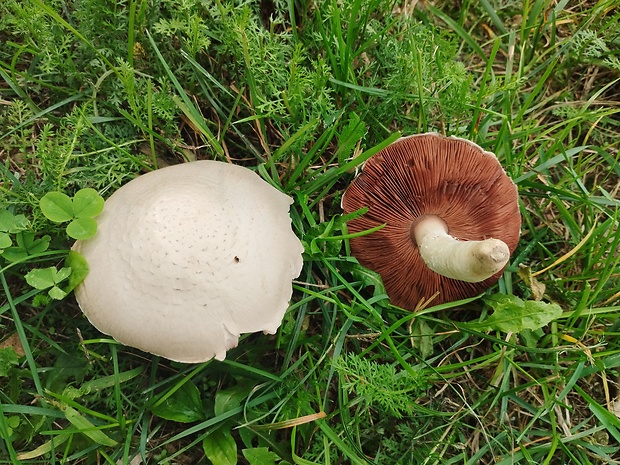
[73,160,304,363]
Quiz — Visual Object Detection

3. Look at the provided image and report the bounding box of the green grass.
[1,0,619,463]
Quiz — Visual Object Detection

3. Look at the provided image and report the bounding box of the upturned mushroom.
[72,160,304,363]
[342,133,520,309]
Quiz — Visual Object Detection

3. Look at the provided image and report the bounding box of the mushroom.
[72,160,304,363]
[341,133,520,309]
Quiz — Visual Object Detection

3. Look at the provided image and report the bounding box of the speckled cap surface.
[73,160,304,363]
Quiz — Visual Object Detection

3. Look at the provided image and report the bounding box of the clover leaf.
[0,209,29,254]
[1,232,51,262]
[25,266,72,300]
[39,192,74,223]
[40,188,104,240]
[72,188,105,218]
[0,233,11,252]
[66,250,89,292]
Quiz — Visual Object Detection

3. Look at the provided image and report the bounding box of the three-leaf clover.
[24,252,89,302]
[25,266,73,300]
[1,231,51,262]
[39,188,104,240]
[0,209,28,254]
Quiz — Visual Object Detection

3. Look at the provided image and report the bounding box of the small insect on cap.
[342,133,520,310]
[73,160,304,363]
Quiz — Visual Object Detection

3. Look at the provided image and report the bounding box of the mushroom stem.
[411,215,510,283]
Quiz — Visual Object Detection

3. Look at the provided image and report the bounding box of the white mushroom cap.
[72,160,304,363]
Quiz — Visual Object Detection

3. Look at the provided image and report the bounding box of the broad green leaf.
[72,188,104,218]
[0,209,28,233]
[48,286,68,300]
[1,247,29,262]
[11,214,28,232]
[66,250,89,291]
[464,294,563,333]
[63,406,118,446]
[15,231,32,249]
[4,233,51,261]
[25,266,71,292]
[0,210,15,230]
[25,267,57,290]
[0,232,11,250]
[214,384,255,417]
[24,234,51,255]
[66,218,97,240]
[150,380,205,423]
[242,447,279,465]
[55,266,72,282]
[40,192,74,222]
[203,428,238,465]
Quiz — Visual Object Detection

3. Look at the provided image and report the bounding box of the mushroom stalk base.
[411,215,510,283]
